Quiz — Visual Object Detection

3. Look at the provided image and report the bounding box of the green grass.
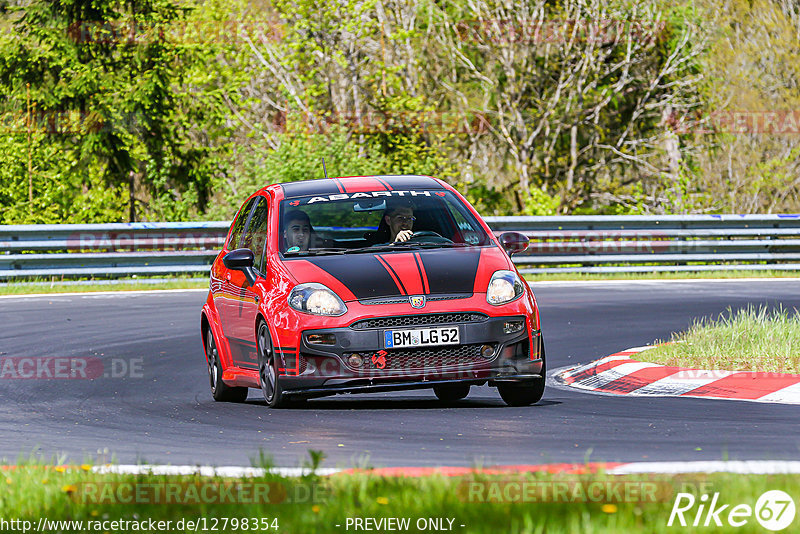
[644,306,800,373]
[2,458,799,533]
[0,277,208,295]
[524,270,800,282]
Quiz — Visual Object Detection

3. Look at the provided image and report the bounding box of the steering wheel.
[401,231,453,244]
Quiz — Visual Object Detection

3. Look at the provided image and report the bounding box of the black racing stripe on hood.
[305,255,405,300]
[302,249,482,299]
[418,249,481,294]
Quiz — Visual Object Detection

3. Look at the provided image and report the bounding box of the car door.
[222,196,269,368]
[215,197,256,351]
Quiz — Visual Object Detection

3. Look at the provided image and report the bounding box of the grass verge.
[2,459,798,533]
[0,277,208,295]
[2,270,798,295]
[644,306,800,373]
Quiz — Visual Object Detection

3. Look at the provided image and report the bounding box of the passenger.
[283,210,313,252]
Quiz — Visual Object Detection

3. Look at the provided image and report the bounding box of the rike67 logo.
[668,490,796,531]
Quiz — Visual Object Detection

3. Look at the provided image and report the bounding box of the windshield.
[279,190,492,255]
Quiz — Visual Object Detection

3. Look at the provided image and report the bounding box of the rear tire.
[258,321,289,408]
[206,328,248,403]
[433,384,470,402]
[498,339,546,407]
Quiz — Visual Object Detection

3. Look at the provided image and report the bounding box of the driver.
[384,199,416,243]
[283,210,313,251]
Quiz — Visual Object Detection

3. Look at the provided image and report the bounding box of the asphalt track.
[2,280,799,469]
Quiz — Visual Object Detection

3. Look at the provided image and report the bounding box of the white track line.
[90,462,800,477]
[92,464,342,477]
[609,461,800,475]
[0,288,208,299]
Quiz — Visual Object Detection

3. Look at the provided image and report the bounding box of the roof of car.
[275,175,446,199]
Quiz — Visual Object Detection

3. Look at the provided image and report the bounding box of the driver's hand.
[395,230,413,242]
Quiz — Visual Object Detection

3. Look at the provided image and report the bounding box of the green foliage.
[0,0,236,222]
[3,0,799,221]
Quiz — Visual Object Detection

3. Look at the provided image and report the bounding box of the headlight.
[288,283,347,316]
[486,270,524,305]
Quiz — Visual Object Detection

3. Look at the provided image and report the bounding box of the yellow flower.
[312,505,320,513]
[55,466,66,473]
[41,479,49,484]
[80,464,92,472]
[5,477,11,485]
[376,497,389,505]
[61,484,77,494]
[91,511,99,517]
[601,504,618,514]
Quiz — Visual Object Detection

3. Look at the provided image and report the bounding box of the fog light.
[348,354,363,368]
[480,344,495,359]
[307,333,336,345]
[503,320,524,334]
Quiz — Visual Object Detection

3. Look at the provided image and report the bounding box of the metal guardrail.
[0,222,228,279]
[2,215,800,279]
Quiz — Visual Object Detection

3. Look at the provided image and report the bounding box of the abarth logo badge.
[410,295,426,308]
[371,350,387,369]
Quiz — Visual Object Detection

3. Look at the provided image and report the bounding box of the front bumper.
[277,313,544,398]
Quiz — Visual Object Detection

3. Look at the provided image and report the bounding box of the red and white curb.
[84,462,800,477]
[556,346,800,404]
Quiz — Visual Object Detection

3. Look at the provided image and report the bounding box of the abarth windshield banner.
[286,190,440,206]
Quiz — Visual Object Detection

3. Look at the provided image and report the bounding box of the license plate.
[384,327,460,348]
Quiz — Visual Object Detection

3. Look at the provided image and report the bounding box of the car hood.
[282,246,514,301]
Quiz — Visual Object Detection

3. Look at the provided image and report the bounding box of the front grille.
[350,313,487,330]
[359,293,472,305]
[345,343,495,371]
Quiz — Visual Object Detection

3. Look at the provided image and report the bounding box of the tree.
[0,0,234,222]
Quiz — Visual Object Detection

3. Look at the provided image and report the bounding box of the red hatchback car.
[201,175,545,407]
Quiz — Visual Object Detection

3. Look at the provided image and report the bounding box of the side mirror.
[223,248,257,286]
[498,232,530,256]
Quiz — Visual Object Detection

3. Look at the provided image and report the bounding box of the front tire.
[206,329,248,403]
[498,339,546,407]
[258,321,288,408]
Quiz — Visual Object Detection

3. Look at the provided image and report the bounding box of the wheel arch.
[200,312,211,354]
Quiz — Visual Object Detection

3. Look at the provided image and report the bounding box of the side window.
[227,197,256,250]
[242,197,269,273]
[445,201,484,245]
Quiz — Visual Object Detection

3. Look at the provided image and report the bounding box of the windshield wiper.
[284,247,348,256]
[343,242,476,254]
[344,245,404,254]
